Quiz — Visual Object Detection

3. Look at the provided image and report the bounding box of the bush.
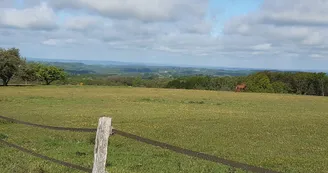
[246,72,274,93]
[272,81,289,93]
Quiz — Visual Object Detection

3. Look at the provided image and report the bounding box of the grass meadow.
[0,86,328,173]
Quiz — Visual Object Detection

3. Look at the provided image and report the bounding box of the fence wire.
[0,115,96,132]
[0,115,280,173]
[0,139,92,172]
[113,129,280,173]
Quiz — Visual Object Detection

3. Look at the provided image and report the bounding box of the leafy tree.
[272,81,288,93]
[132,76,143,87]
[246,72,274,93]
[315,73,326,96]
[292,72,311,95]
[20,62,42,84]
[38,65,66,85]
[0,48,25,86]
[324,76,328,96]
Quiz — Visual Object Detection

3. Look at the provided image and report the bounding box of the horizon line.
[26,57,328,73]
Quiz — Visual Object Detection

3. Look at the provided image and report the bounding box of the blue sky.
[1,0,328,71]
[208,0,262,36]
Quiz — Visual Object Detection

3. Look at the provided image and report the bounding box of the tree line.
[2,47,328,97]
[0,48,66,86]
[166,71,328,96]
[64,70,328,96]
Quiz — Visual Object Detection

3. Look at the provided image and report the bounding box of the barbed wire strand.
[0,115,96,132]
[0,115,280,173]
[112,129,280,173]
[0,139,92,172]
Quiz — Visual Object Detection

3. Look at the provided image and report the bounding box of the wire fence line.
[0,115,96,132]
[0,115,280,173]
[0,139,92,172]
[113,129,279,173]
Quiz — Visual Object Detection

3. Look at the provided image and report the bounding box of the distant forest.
[2,47,328,96]
[52,71,327,96]
[21,63,328,97]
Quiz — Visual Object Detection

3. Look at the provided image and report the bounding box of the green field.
[0,86,328,173]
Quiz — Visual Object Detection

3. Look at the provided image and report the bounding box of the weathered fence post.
[92,117,112,173]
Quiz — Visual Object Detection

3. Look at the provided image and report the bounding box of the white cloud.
[251,43,272,51]
[310,54,324,58]
[259,0,328,27]
[0,2,57,30]
[65,38,76,43]
[301,32,324,45]
[260,12,328,27]
[51,0,207,22]
[64,16,101,31]
[42,39,58,46]
[222,0,328,65]
[0,0,16,8]
[1,0,328,70]
[42,38,76,46]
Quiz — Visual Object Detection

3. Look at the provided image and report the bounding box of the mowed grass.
[0,86,328,173]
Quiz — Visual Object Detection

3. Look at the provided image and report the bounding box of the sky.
[1,0,328,71]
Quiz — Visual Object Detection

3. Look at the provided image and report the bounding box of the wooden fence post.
[92,117,112,173]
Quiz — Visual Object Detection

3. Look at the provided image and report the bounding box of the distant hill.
[25,58,258,76]
[26,57,328,75]
[26,57,144,66]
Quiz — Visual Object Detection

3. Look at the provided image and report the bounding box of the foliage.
[0,48,25,86]
[0,47,68,86]
[166,76,213,90]
[245,72,274,93]
[166,71,328,96]
[271,81,288,93]
[3,47,328,97]
[20,62,42,83]
[37,64,66,85]
[56,70,328,97]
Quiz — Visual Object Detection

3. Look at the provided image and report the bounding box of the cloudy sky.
[1,0,328,71]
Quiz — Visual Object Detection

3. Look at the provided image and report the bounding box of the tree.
[38,65,66,85]
[272,81,288,93]
[315,73,326,96]
[0,48,25,86]
[292,72,311,95]
[20,62,42,84]
[246,72,274,93]
[324,76,328,97]
[132,76,143,87]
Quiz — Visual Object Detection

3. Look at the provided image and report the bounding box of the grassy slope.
[0,86,327,173]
